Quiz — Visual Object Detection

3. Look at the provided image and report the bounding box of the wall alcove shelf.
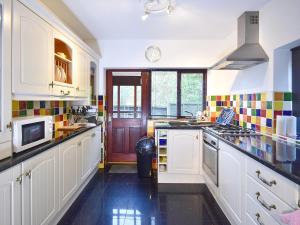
[54,39,73,85]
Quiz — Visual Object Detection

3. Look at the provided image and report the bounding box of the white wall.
[207,0,300,95]
[98,39,228,95]
[97,0,300,96]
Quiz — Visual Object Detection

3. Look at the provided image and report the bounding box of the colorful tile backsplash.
[12,100,71,131]
[207,92,292,135]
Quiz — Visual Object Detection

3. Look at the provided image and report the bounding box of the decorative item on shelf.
[159,164,166,172]
[145,46,161,63]
[57,52,66,59]
[60,66,67,82]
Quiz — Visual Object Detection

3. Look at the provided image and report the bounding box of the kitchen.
[0,0,300,225]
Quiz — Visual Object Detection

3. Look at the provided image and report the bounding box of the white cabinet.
[78,132,93,183]
[0,0,12,160]
[58,137,79,208]
[219,141,246,225]
[0,166,21,225]
[12,0,53,97]
[91,126,101,168]
[167,130,200,174]
[22,147,59,225]
[74,47,89,97]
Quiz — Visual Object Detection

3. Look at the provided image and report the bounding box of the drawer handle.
[255,213,265,225]
[25,170,32,179]
[256,192,277,211]
[256,170,277,187]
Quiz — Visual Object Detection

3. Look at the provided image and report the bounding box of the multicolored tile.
[207,92,292,135]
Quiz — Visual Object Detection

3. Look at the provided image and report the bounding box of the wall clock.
[145,46,161,63]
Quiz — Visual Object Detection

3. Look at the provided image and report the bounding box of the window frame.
[149,69,207,118]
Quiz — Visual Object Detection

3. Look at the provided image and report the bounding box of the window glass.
[181,73,203,116]
[151,71,177,116]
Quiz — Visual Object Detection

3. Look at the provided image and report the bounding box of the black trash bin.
[136,137,155,178]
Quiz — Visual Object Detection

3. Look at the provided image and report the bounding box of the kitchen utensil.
[276,116,287,137]
[286,116,297,138]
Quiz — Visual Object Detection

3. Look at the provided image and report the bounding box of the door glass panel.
[113,86,118,112]
[136,86,142,118]
[181,73,203,116]
[120,86,134,113]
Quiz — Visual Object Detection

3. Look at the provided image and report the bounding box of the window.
[151,70,206,117]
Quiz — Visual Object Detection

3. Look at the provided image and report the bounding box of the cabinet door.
[90,127,101,168]
[22,147,58,225]
[59,139,78,208]
[0,0,12,151]
[75,47,89,97]
[219,141,245,225]
[12,0,53,96]
[0,166,21,225]
[167,130,200,174]
[77,133,93,184]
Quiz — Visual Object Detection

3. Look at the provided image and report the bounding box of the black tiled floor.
[58,171,231,225]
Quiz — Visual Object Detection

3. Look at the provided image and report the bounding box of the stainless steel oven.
[203,131,219,187]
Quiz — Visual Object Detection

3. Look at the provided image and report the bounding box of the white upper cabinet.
[167,130,200,174]
[0,0,12,159]
[0,165,22,225]
[22,147,59,225]
[12,0,53,97]
[74,46,90,98]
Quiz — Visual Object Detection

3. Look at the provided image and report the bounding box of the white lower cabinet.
[167,130,201,174]
[219,141,246,225]
[0,166,21,225]
[59,138,79,208]
[78,132,93,184]
[22,147,59,225]
[0,126,102,225]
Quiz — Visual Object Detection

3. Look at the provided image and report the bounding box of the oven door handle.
[203,142,218,152]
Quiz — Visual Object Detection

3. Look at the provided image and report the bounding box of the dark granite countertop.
[155,122,213,129]
[216,132,300,185]
[155,123,300,185]
[0,122,102,173]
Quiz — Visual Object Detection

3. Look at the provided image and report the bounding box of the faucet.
[185,111,194,117]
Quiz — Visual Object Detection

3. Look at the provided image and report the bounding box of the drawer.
[246,194,281,225]
[247,158,299,208]
[247,175,293,217]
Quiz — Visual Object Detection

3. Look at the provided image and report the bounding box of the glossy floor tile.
[58,171,231,225]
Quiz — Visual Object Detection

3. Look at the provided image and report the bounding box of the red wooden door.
[106,70,149,163]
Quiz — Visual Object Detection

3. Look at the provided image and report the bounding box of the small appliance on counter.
[12,116,53,153]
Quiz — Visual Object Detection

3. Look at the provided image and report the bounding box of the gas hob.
[205,124,259,136]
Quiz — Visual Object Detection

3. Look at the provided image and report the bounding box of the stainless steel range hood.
[211,11,268,70]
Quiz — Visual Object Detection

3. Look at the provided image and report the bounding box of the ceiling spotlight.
[141,0,175,20]
[142,12,149,21]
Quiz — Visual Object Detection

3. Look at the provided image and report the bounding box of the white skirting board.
[50,167,98,225]
[157,173,204,183]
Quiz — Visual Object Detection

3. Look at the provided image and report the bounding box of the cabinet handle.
[16,174,23,184]
[196,135,198,140]
[78,142,82,146]
[25,170,31,179]
[6,122,12,131]
[76,86,80,91]
[255,213,265,225]
[255,170,277,187]
[91,133,96,137]
[49,81,54,88]
[61,90,71,96]
[255,192,276,211]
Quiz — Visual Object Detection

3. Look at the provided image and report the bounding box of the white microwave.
[13,116,53,153]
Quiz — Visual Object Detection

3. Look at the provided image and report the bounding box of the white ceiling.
[62,0,271,40]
